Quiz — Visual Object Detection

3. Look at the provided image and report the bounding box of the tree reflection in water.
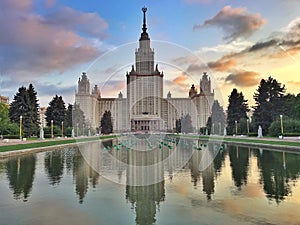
[229,145,250,189]
[5,154,36,201]
[44,150,65,185]
[255,149,300,203]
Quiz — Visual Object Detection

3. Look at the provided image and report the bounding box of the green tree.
[181,114,193,133]
[253,77,285,135]
[46,95,66,126]
[100,110,113,134]
[72,104,86,136]
[227,89,249,134]
[207,100,226,135]
[26,84,40,135]
[65,104,73,128]
[284,93,300,120]
[9,85,40,137]
[0,103,9,135]
[175,118,181,133]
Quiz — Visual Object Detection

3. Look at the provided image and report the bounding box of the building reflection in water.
[125,141,166,225]
[79,135,195,224]
[73,144,100,204]
[5,154,36,201]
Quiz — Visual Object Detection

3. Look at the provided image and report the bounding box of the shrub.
[268,119,300,136]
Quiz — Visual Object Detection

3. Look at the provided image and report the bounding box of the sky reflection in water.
[0,137,300,225]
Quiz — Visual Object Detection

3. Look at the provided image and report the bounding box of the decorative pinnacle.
[142,7,147,33]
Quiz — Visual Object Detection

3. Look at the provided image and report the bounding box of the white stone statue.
[258,125,263,138]
[39,128,44,140]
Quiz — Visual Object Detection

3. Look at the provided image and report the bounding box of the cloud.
[194,6,266,41]
[225,70,260,87]
[201,40,253,53]
[35,83,76,97]
[200,17,300,73]
[44,7,108,38]
[186,64,204,74]
[172,55,199,66]
[185,59,237,73]
[248,39,279,52]
[99,80,126,97]
[173,74,188,85]
[0,0,107,77]
[287,81,300,85]
[208,59,237,72]
[45,0,56,8]
[241,17,300,58]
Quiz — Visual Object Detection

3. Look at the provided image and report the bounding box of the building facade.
[75,8,214,132]
[0,95,9,105]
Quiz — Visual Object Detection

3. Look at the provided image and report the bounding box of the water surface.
[0,138,300,225]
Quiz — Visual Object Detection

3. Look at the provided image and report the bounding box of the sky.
[0,0,300,108]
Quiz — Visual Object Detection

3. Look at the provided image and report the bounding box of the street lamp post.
[219,122,221,135]
[235,120,238,135]
[212,123,215,135]
[61,121,64,138]
[280,115,284,135]
[19,115,22,140]
[247,119,250,134]
[76,123,79,137]
[51,120,53,138]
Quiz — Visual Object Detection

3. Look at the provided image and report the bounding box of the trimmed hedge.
[283,133,300,137]
[2,135,20,139]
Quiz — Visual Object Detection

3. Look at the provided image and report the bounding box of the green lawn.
[0,135,116,153]
[2,133,299,153]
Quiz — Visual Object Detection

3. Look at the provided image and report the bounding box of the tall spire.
[140,7,149,41]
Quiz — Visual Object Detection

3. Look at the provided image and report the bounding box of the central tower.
[127,7,164,131]
[135,7,154,74]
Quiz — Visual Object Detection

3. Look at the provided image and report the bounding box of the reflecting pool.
[0,137,300,225]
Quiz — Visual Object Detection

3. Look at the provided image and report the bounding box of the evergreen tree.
[207,100,226,135]
[227,89,249,134]
[9,85,40,137]
[175,118,181,133]
[65,104,73,128]
[46,95,66,126]
[100,110,113,134]
[284,93,300,120]
[27,84,40,135]
[253,77,285,135]
[72,103,85,132]
[181,114,193,133]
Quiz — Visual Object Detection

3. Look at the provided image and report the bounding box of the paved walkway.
[0,137,70,146]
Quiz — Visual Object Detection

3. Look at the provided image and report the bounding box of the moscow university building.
[75,8,214,132]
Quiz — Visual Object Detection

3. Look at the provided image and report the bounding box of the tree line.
[0,82,114,138]
[207,76,300,136]
[0,84,86,138]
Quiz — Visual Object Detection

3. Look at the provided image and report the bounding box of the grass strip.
[172,134,300,147]
[0,135,116,153]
